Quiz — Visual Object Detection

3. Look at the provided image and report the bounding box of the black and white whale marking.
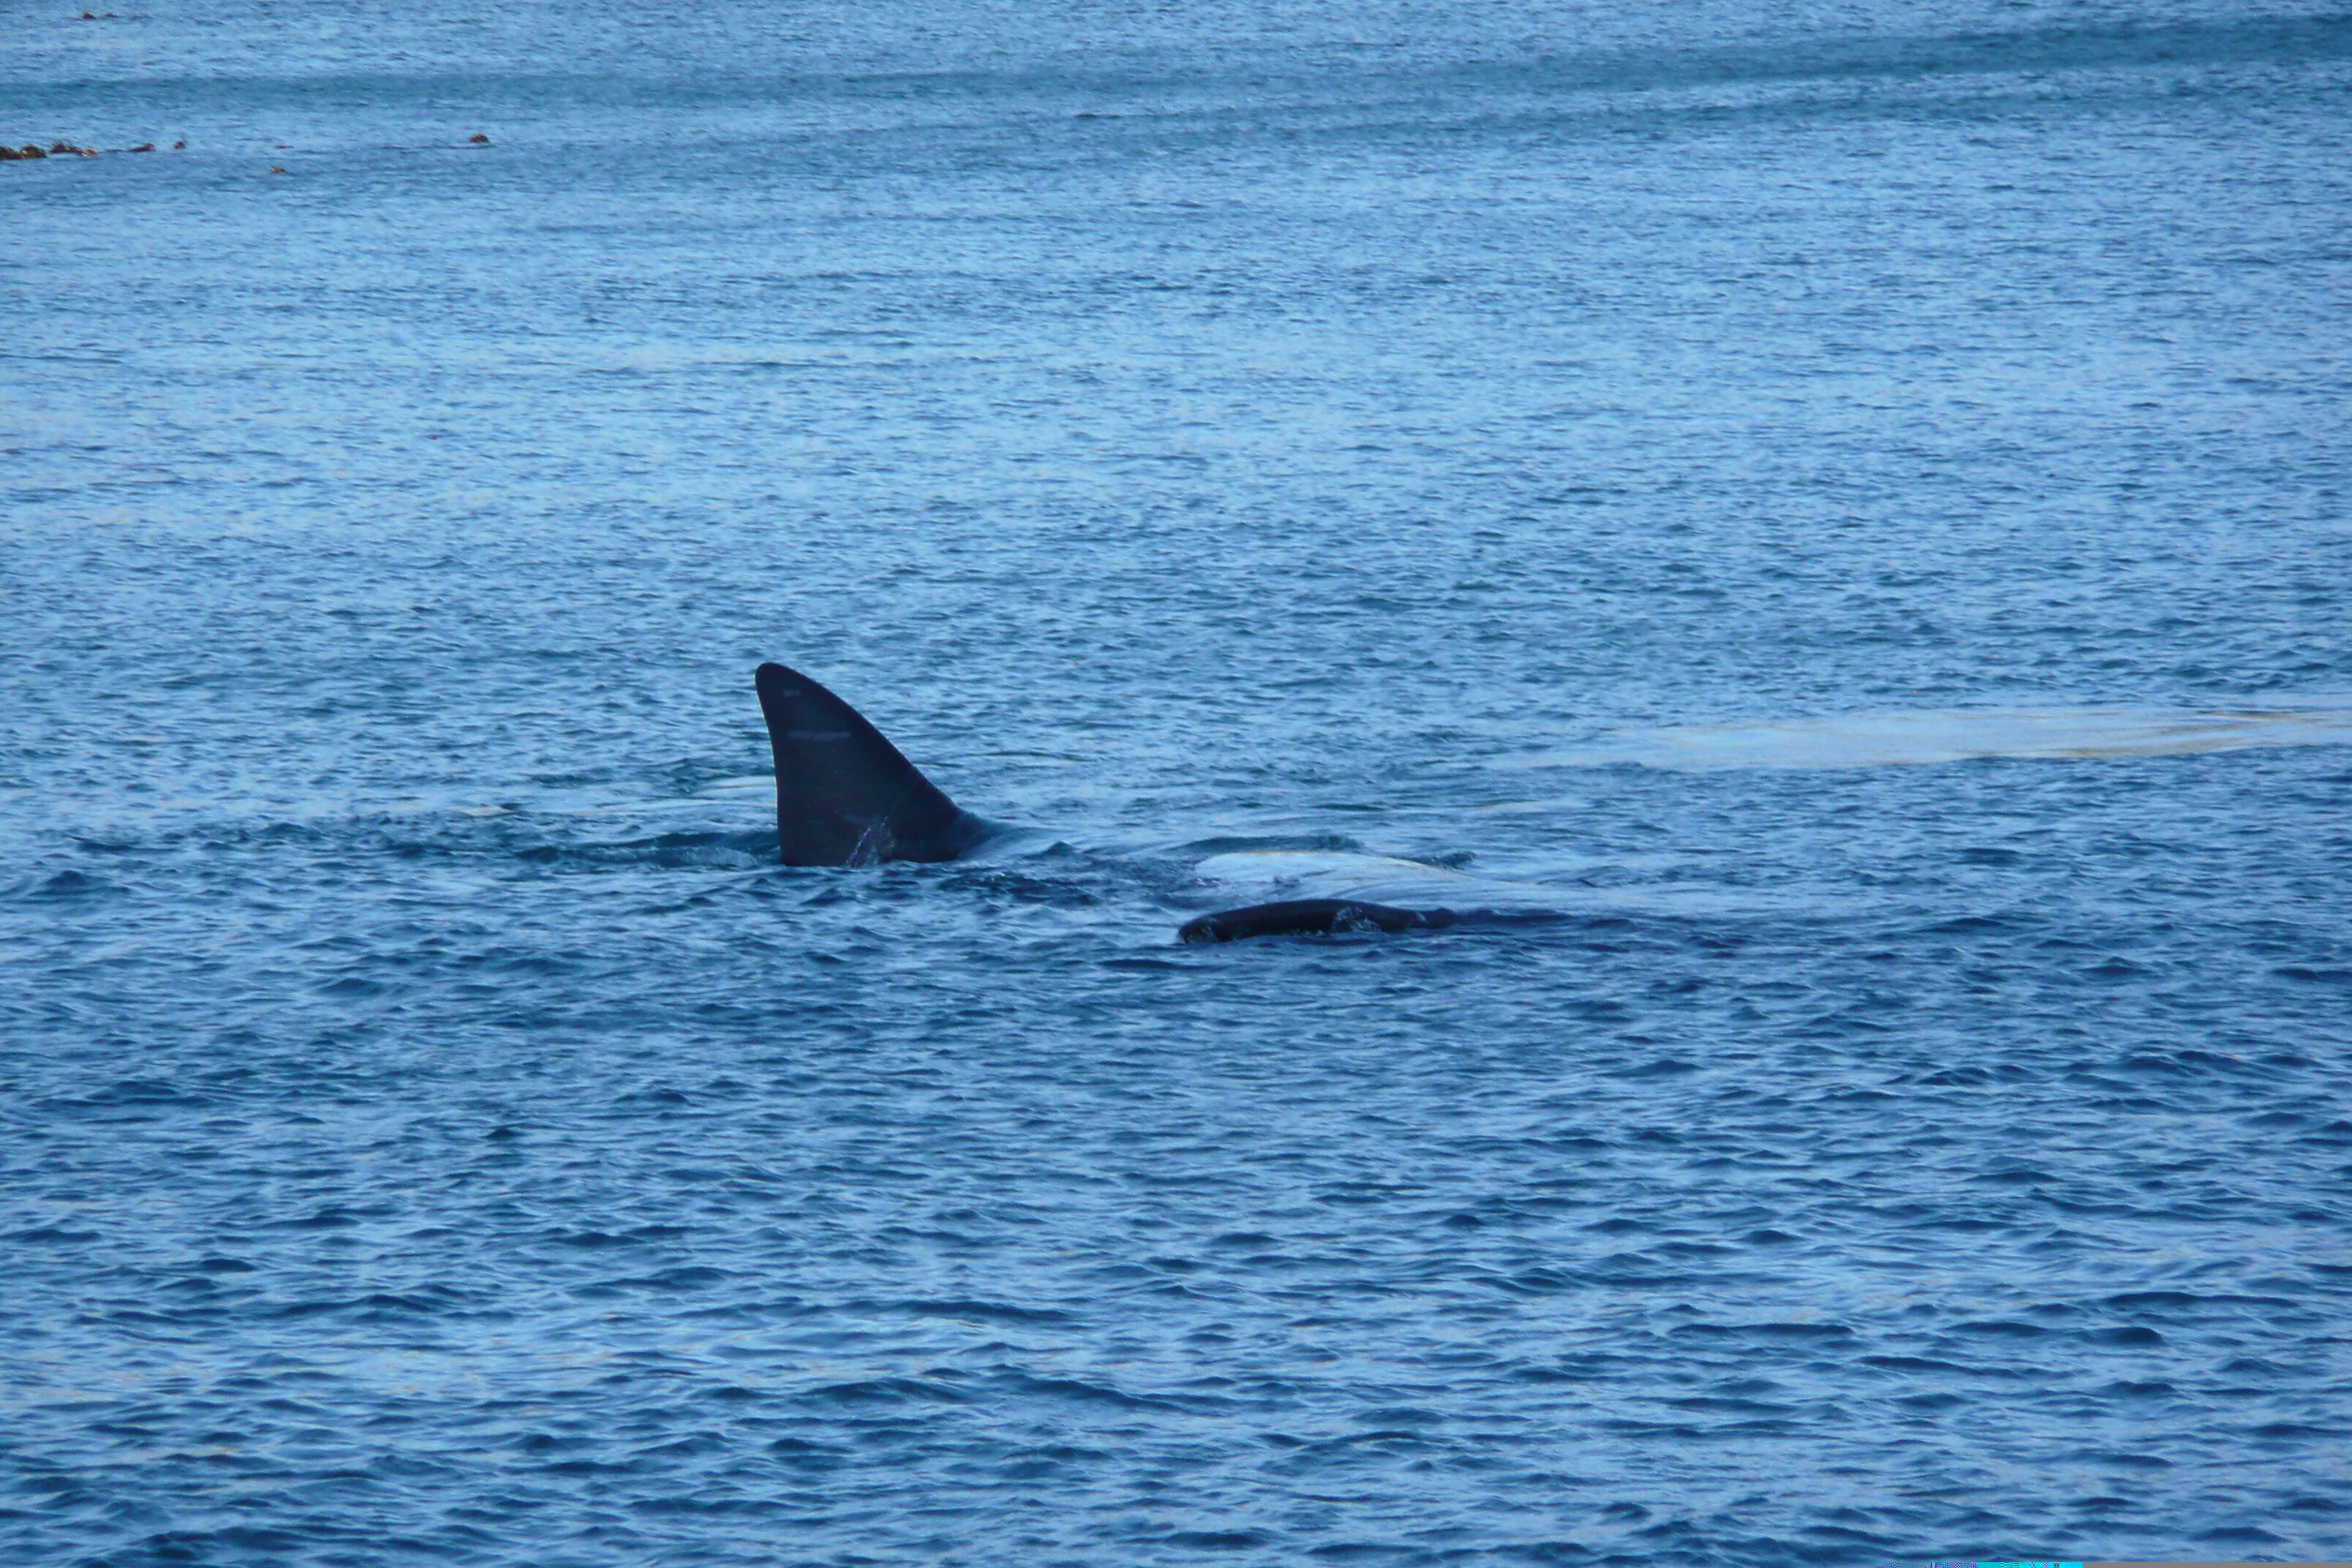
[753,662,1458,942]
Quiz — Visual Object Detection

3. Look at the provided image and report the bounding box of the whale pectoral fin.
[755,663,970,865]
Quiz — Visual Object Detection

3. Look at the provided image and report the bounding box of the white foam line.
[1507,705,2352,771]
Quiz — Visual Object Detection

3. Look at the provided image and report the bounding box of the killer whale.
[753,662,1459,941]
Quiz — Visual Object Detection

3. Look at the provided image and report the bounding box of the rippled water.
[5,1,2351,1563]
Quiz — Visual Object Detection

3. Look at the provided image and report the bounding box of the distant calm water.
[5,1,2350,1563]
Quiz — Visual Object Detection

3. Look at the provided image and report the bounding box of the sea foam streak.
[1518,705,2352,771]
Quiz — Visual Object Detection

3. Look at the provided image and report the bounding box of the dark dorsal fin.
[755,663,974,865]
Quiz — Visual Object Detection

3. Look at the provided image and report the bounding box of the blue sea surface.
[4,1,2351,1563]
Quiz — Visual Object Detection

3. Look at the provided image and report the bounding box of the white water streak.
[1520,705,2352,772]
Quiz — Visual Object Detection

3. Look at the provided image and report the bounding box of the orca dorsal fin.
[755,663,974,865]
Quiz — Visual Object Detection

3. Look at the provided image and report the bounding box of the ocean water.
[4,1,2351,1562]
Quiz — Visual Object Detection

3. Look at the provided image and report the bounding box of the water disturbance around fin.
[754,663,982,865]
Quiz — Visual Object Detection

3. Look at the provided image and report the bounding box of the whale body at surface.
[753,662,1485,940]
[1177,900,1457,943]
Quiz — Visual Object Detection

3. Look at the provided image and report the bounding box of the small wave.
[892,1297,1074,1326]
[513,829,775,870]
[802,1376,971,1407]
[9,868,126,902]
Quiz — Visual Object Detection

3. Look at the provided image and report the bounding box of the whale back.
[1178,900,1455,943]
[755,663,976,865]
